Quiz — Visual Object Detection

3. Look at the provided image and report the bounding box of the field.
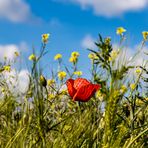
[0,29,148,148]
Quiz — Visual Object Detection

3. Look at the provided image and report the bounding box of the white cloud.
[0,44,19,61]
[58,0,148,17]
[81,34,96,49]
[0,0,39,23]
[2,69,30,95]
[17,69,30,94]
[0,42,28,62]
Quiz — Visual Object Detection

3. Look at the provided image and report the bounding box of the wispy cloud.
[58,0,148,17]
[3,69,30,94]
[0,0,40,23]
[81,34,96,49]
[0,42,28,62]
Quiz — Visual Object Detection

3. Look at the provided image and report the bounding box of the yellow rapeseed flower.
[1,88,5,93]
[3,65,11,72]
[95,90,104,102]
[116,27,126,35]
[14,51,19,57]
[136,99,144,106]
[58,71,67,80]
[71,51,80,57]
[130,83,136,90]
[28,54,36,61]
[73,71,82,76]
[54,54,62,60]
[120,85,127,93]
[88,53,98,60]
[42,33,50,43]
[135,68,141,74]
[48,94,55,100]
[47,79,55,86]
[60,89,68,95]
[69,56,77,63]
[109,50,118,61]
[142,31,148,41]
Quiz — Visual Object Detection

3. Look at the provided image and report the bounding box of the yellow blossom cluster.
[42,33,50,43]
[130,83,136,90]
[48,94,55,100]
[95,90,104,102]
[28,54,36,61]
[14,51,19,57]
[54,54,62,60]
[88,53,98,60]
[120,85,127,94]
[47,79,55,86]
[69,51,80,63]
[109,50,119,61]
[116,27,126,35]
[3,65,11,72]
[73,71,82,76]
[142,31,148,41]
[135,68,141,74]
[58,71,67,80]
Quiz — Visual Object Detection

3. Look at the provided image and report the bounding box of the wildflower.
[130,83,136,90]
[71,51,80,57]
[120,85,127,94]
[95,90,104,102]
[73,71,82,76]
[14,51,19,57]
[60,89,68,95]
[54,54,62,60]
[48,94,55,100]
[142,31,148,41]
[42,33,50,43]
[109,50,118,61]
[28,54,36,61]
[69,51,80,63]
[69,56,77,63]
[113,90,120,98]
[88,53,98,60]
[135,68,141,74]
[136,99,143,106]
[1,88,5,93]
[47,79,55,86]
[3,65,11,72]
[66,78,101,102]
[40,75,47,87]
[116,27,126,35]
[58,71,67,80]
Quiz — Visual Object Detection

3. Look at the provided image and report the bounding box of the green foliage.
[0,33,148,148]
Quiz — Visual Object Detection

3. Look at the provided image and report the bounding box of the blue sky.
[0,0,148,78]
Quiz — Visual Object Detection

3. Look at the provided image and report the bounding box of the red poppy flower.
[66,78,101,102]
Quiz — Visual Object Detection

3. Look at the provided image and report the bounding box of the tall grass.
[0,31,148,148]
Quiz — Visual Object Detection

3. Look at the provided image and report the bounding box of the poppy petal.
[94,84,101,91]
[73,78,90,90]
[73,84,100,102]
[66,79,76,98]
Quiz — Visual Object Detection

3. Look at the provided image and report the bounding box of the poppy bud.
[40,75,47,87]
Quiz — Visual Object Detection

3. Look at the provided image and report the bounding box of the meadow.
[0,28,148,148]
